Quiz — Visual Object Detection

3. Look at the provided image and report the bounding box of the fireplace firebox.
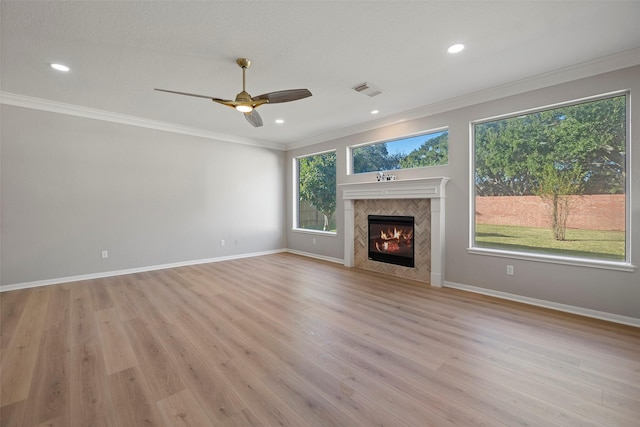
[368,215,415,268]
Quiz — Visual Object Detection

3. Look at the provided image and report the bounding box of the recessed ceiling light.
[447,43,465,54]
[275,119,285,124]
[370,110,379,115]
[50,63,70,72]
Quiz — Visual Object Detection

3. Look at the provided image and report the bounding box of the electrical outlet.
[101,250,109,259]
[507,265,514,276]
[220,239,226,246]
[312,238,317,244]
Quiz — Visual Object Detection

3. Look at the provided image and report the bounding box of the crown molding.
[0,92,286,151]
[3,48,638,153]
[286,47,640,150]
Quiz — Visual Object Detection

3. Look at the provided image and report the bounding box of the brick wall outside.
[476,194,625,231]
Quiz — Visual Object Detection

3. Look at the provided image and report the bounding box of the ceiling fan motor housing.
[235,91,253,103]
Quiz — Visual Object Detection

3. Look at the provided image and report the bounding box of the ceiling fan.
[155,58,312,127]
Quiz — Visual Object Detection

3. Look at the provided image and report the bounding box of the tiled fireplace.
[340,177,449,286]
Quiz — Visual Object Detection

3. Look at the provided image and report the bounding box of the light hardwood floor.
[1,253,639,426]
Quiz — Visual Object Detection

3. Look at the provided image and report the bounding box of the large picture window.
[351,129,448,174]
[296,151,336,233]
[472,93,628,264]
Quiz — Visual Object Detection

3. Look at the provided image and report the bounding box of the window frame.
[468,90,635,272]
[347,127,449,175]
[293,149,337,235]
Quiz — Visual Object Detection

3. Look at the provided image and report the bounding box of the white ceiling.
[2,1,640,150]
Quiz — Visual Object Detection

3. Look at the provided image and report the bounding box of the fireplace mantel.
[340,177,449,286]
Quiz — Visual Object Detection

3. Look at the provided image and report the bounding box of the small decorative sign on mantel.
[376,172,396,182]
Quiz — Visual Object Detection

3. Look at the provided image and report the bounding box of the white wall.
[1,105,286,287]
[286,65,640,321]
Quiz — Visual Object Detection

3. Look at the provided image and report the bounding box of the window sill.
[467,247,636,272]
[292,228,337,237]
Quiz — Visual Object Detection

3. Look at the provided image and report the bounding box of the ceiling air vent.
[352,82,382,97]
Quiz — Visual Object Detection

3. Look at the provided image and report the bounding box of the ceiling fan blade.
[155,88,230,103]
[253,89,312,104]
[244,109,263,127]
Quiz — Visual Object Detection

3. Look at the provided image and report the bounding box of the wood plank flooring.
[1,253,639,426]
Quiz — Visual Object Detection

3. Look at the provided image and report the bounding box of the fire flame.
[374,227,413,252]
[380,227,413,241]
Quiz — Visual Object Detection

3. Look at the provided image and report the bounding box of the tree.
[399,133,449,169]
[474,95,625,241]
[475,95,625,197]
[298,152,336,231]
[352,143,402,173]
[536,164,585,240]
[548,97,626,194]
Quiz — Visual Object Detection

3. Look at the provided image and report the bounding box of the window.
[296,151,336,233]
[472,93,628,265]
[351,129,448,174]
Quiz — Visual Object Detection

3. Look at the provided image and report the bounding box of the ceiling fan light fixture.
[235,105,253,113]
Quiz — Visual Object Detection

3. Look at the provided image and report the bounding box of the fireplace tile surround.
[340,177,449,286]
[356,199,429,281]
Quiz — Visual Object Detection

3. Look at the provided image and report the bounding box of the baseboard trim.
[285,249,344,265]
[443,280,640,328]
[0,249,286,292]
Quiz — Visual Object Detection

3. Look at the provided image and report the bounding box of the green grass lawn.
[475,224,625,260]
